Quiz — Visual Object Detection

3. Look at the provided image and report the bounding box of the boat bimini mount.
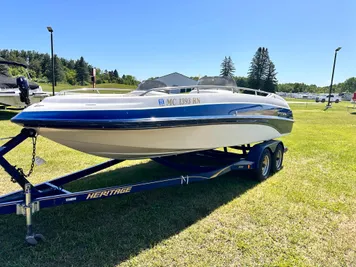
[0,128,287,245]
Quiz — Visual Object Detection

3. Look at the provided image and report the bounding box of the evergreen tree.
[0,57,9,76]
[220,56,235,77]
[67,59,75,69]
[54,55,66,84]
[29,59,41,78]
[113,69,119,82]
[108,71,115,83]
[75,56,89,85]
[234,76,248,87]
[264,61,278,93]
[247,47,270,89]
[41,54,51,81]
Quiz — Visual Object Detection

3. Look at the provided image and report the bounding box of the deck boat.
[0,60,50,108]
[11,76,294,159]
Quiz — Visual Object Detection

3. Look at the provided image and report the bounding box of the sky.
[0,0,355,86]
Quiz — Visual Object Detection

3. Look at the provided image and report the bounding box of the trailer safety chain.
[13,135,38,181]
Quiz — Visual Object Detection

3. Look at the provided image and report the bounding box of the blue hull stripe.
[13,103,293,120]
[12,103,293,134]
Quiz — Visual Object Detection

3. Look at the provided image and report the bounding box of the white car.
[315,94,341,103]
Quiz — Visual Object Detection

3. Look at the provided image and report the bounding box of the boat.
[0,60,50,108]
[11,76,294,159]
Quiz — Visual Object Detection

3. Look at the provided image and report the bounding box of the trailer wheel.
[335,99,339,103]
[254,149,272,181]
[272,143,284,173]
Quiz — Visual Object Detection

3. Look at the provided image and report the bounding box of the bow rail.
[58,85,275,97]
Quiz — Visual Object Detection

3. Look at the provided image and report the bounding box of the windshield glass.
[197,76,236,87]
[136,80,167,91]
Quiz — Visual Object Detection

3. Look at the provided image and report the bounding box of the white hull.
[0,94,48,107]
[38,124,282,159]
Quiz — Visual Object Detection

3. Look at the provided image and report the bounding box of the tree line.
[0,49,140,86]
[219,47,355,93]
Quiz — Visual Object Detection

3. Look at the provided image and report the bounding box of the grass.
[0,101,355,266]
[39,83,137,93]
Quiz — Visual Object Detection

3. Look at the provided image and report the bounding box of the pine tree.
[264,61,278,93]
[113,69,119,82]
[46,55,66,85]
[41,54,51,81]
[75,56,89,85]
[247,47,270,89]
[234,76,248,87]
[29,59,42,78]
[0,57,9,76]
[220,56,235,77]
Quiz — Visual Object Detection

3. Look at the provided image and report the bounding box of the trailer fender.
[247,140,284,168]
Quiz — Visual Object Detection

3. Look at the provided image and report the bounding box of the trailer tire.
[271,143,284,173]
[253,148,272,181]
[335,99,339,103]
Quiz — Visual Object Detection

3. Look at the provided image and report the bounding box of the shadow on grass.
[0,160,261,267]
[0,110,18,121]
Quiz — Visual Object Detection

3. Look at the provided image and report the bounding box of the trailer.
[0,128,287,245]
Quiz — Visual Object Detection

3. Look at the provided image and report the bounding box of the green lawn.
[39,83,137,93]
[0,102,355,266]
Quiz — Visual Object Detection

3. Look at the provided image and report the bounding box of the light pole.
[47,26,55,96]
[326,47,342,108]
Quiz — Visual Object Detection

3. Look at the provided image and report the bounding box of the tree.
[220,56,235,77]
[234,76,248,87]
[247,47,270,89]
[65,68,77,85]
[113,69,119,81]
[29,59,41,78]
[0,57,9,76]
[75,56,89,85]
[54,55,66,84]
[263,61,278,93]
[41,54,51,80]
[108,71,115,83]
[67,59,75,69]
[340,77,356,93]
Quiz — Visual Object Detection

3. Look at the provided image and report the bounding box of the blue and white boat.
[11,77,294,159]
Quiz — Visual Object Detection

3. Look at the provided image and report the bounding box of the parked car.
[315,94,341,103]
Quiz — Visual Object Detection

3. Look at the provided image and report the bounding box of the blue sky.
[0,0,354,85]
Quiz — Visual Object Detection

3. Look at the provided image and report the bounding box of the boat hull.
[0,94,48,107]
[37,123,288,159]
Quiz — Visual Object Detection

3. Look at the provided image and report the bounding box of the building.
[155,72,197,87]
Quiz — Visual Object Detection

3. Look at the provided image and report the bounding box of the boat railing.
[58,88,134,95]
[138,85,273,97]
[58,85,274,97]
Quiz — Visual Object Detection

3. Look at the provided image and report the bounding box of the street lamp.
[47,26,55,96]
[326,46,342,108]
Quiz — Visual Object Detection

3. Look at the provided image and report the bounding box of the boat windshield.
[197,76,236,87]
[136,80,168,91]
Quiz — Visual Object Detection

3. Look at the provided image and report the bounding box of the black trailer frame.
[0,128,286,245]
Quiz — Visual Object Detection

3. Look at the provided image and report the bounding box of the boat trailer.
[0,128,287,245]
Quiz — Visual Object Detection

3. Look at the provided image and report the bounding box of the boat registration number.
[159,97,201,106]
